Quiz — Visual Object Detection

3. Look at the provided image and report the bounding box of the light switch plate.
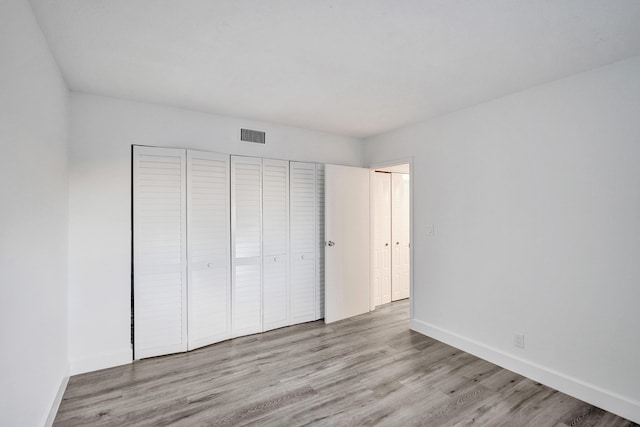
[426,224,434,237]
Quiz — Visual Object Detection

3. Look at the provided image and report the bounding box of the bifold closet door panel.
[315,164,325,320]
[289,162,317,324]
[231,156,263,337]
[391,173,410,301]
[372,172,392,307]
[262,159,290,331]
[133,146,187,359]
[187,150,231,350]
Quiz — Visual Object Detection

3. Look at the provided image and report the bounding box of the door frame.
[368,157,414,320]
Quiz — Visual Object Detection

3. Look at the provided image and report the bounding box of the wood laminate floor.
[55,300,637,426]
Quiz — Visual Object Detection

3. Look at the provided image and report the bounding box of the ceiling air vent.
[241,128,266,144]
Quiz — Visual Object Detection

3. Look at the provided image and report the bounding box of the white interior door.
[371,171,392,308]
[289,162,317,324]
[392,173,410,301]
[186,150,230,350]
[262,159,289,331]
[133,146,187,359]
[325,164,370,323]
[231,156,262,337]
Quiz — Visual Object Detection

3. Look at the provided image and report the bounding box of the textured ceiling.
[29,0,640,138]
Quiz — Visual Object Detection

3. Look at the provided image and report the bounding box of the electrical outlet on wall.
[514,331,525,348]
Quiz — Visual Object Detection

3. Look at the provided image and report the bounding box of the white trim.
[70,349,132,375]
[410,318,640,424]
[44,375,68,427]
[368,157,413,171]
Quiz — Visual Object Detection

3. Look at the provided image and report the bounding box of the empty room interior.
[2,0,640,426]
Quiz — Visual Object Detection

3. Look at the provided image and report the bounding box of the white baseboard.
[44,375,68,427]
[410,318,640,424]
[70,349,132,375]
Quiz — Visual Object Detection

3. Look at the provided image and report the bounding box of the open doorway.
[370,162,411,312]
[324,161,411,324]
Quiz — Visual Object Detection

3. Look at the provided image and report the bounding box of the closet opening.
[131,146,326,361]
[370,162,412,314]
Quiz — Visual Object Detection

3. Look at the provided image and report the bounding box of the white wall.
[0,0,69,426]
[68,93,364,374]
[365,56,640,423]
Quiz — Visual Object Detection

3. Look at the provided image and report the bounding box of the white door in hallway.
[371,171,392,307]
[325,164,370,323]
[391,173,410,301]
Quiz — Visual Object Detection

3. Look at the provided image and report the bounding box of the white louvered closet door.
[315,164,325,320]
[289,162,317,324]
[187,150,231,350]
[133,146,187,359]
[231,156,263,337]
[262,159,290,331]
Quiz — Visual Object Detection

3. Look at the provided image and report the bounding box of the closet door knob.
[385,243,389,247]
[396,242,400,245]
[274,257,278,262]
[301,255,305,260]
[328,241,335,247]
[207,262,212,268]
